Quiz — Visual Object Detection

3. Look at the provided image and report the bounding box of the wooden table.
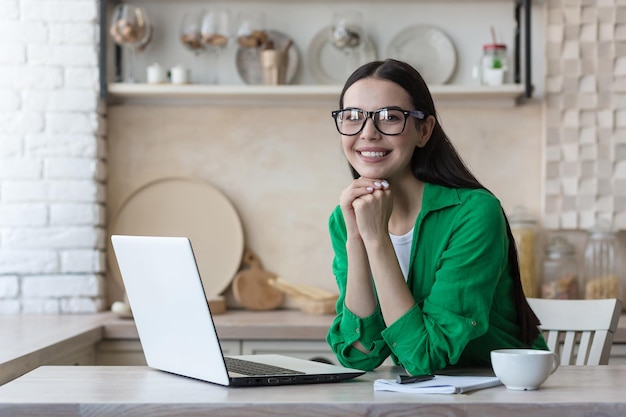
[0,365,625,416]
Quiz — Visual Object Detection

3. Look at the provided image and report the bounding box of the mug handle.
[550,353,560,374]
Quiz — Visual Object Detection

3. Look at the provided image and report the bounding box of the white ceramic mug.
[146,63,166,84]
[491,349,559,390]
[170,64,189,84]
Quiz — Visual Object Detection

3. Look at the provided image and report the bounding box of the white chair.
[527,298,622,366]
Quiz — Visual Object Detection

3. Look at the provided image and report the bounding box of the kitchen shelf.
[121,0,535,3]
[107,83,527,107]
[100,0,534,106]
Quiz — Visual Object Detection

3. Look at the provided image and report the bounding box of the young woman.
[326,59,547,376]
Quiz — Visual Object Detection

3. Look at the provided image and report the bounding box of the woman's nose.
[360,117,380,139]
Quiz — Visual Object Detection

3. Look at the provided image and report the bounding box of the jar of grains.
[583,222,622,301]
[541,236,580,299]
[509,206,538,297]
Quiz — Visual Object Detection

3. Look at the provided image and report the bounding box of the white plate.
[236,30,300,85]
[307,25,378,85]
[386,25,456,85]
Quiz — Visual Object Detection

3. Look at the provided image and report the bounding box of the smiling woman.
[325,59,548,376]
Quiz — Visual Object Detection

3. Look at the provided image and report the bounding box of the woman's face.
[340,77,429,182]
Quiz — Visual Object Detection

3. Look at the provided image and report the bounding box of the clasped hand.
[340,177,393,241]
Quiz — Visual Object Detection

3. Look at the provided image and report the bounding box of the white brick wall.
[0,0,105,314]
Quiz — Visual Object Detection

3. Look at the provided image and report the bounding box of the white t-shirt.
[389,228,414,281]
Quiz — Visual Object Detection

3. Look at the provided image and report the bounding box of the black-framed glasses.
[331,107,427,136]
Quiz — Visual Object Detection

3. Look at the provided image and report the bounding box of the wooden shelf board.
[107,83,527,107]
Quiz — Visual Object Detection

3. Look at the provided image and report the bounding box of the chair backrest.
[527,298,622,366]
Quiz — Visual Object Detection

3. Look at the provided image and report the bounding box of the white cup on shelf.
[170,64,189,84]
[146,63,166,84]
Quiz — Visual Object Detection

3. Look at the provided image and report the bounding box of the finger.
[357,178,390,190]
[349,182,378,196]
[342,179,390,209]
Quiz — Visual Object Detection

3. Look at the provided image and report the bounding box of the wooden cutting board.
[107,178,244,313]
[232,250,284,310]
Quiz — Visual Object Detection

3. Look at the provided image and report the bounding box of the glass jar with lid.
[583,221,622,300]
[509,206,538,297]
[480,43,508,86]
[541,235,580,299]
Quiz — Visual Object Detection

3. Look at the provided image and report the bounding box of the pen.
[396,374,435,384]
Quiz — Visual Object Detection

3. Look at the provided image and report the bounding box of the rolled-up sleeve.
[327,304,391,370]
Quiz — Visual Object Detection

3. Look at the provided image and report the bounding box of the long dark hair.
[339,59,540,346]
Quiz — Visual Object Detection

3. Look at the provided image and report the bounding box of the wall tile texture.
[544,0,626,230]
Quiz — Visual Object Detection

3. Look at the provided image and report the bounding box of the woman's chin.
[352,164,387,179]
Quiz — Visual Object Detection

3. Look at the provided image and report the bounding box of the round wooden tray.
[107,177,244,301]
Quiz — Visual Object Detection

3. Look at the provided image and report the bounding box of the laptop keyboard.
[224,357,305,376]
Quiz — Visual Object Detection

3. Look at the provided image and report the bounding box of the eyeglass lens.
[335,108,407,136]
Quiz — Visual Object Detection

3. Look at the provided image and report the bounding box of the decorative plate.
[386,25,457,85]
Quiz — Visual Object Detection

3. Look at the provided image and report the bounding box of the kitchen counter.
[0,313,109,386]
[104,309,626,341]
[102,308,335,340]
[104,309,626,345]
[0,309,335,385]
[2,309,626,386]
[1,365,626,416]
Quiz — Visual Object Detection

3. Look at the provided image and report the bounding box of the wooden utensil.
[207,295,227,315]
[267,276,338,315]
[232,250,284,310]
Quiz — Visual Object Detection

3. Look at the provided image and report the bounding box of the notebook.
[374,375,502,394]
[110,234,365,387]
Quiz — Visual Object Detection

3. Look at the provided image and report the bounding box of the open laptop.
[110,234,365,387]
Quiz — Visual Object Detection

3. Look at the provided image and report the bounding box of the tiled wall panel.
[544,0,626,230]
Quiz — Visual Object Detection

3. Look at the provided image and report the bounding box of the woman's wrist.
[361,234,395,258]
[345,235,364,248]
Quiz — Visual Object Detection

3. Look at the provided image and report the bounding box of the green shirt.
[326,183,547,375]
